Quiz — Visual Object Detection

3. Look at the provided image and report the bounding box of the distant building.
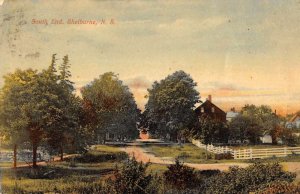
[195,95,226,122]
[226,107,239,122]
[286,114,300,129]
[260,134,272,144]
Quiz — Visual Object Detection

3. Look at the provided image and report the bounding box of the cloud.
[156,17,227,37]
[125,76,151,90]
[25,52,40,59]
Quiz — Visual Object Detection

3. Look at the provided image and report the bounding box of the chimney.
[208,95,212,102]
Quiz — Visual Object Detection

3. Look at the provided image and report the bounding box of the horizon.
[1,0,300,116]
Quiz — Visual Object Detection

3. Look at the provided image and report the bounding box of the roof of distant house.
[290,114,300,122]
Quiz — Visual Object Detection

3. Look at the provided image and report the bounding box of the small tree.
[107,157,152,194]
[193,115,217,159]
[163,158,198,190]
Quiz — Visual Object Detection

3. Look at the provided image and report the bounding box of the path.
[123,145,300,175]
[123,146,249,171]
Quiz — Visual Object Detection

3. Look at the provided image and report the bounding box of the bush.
[68,152,128,163]
[214,153,233,160]
[256,180,300,194]
[163,158,199,191]
[197,169,220,178]
[204,162,296,194]
[105,157,153,194]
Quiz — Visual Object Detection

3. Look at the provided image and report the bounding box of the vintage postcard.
[0,0,300,193]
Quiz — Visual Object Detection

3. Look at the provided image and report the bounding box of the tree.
[45,55,85,161]
[229,104,279,145]
[163,158,198,190]
[0,55,85,167]
[81,72,139,142]
[0,69,37,168]
[192,115,228,159]
[144,70,200,140]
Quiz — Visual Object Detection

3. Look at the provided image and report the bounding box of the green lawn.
[91,144,124,153]
[147,163,168,175]
[1,145,128,193]
[144,143,216,163]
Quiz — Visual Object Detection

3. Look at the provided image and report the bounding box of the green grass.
[1,145,129,193]
[144,143,215,163]
[147,163,168,175]
[91,145,123,154]
[0,162,27,168]
[1,168,106,193]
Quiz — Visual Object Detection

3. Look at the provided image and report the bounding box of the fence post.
[250,148,253,159]
[284,147,287,156]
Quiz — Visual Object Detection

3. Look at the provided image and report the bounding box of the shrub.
[68,152,128,163]
[163,158,199,191]
[204,162,296,194]
[214,153,233,160]
[106,157,153,194]
[256,180,300,194]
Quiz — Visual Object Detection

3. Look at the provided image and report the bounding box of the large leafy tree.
[0,69,37,168]
[229,104,279,144]
[81,72,139,142]
[0,55,84,167]
[0,68,58,167]
[144,70,199,140]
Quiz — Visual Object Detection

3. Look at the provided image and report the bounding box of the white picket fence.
[192,139,300,160]
[191,139,233,154]
[233,147,300,159]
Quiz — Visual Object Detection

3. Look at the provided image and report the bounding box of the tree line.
[0,55,298,167]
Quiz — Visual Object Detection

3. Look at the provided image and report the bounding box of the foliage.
[228,104,281,144]
[163,158,199,191]
[0,55,87,167]
[256,180,300,194]
[45,54,88,158]
[106,157,153,194]
[81,72,140,142]
[204,162,296,194]
[144,70,199,140]
[69,151,128,163]
[214,153,233,160]
[193,115,228,145]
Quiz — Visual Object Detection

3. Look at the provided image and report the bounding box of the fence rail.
[191,139,233,154]
[192,139,300,160]
[233,147,300,159]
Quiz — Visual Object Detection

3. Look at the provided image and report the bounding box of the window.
[201,107,204,113]
[212,107,215,113]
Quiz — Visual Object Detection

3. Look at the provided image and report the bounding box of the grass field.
[144,143,216,163]
[1,145,128,193]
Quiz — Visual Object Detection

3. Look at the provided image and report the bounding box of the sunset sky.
[1,0,300,115]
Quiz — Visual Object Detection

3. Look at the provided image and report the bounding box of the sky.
[1,0,300,115]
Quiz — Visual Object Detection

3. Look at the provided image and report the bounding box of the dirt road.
[122,146,249,171]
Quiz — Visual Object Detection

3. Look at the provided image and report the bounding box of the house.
[226,107,239,122]
[195,95,226,122]
[286,114,300,129]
